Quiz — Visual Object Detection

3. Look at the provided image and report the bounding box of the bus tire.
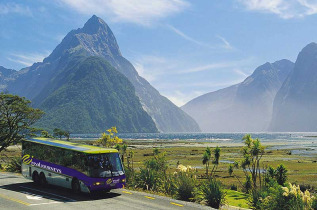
[39,172,47,186]
[72,178,81,194]
[32,171,40,186]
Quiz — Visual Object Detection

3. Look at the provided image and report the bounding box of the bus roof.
[23,138,118,154]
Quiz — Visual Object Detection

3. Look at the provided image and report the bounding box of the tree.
[202,147,211,176]
[53,128,64,139]
[41,130,51,138]
[241,134,265,189]
[64,131,70,141]
[96,127,122,147]
[0,93,43,153]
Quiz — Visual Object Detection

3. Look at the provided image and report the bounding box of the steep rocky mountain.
[270,43,317,131]
[3,15,200,133]
[35,56,158,133]
[182,59,294,132]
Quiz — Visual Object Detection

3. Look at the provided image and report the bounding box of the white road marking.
[29,201,61,206]
[19,186,77,202]
[21,191,43,200]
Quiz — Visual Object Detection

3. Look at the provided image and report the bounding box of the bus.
[21,138,125,193]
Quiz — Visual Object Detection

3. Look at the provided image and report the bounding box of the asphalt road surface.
[0,172,215,210]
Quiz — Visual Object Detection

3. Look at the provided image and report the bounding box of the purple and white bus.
[21,138,125,193]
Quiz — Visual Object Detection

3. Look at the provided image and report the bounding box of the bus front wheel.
[39,172,47,186]
[72,178,81,194]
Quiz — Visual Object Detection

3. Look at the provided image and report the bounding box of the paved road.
[0,172,214,210]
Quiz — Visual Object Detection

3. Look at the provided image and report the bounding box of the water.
[72,132,317,156]
[72,132,317,143]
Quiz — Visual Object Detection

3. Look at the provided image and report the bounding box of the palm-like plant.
[202,147,211,176]
[211,146,221,176]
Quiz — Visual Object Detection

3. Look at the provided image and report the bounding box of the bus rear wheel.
[72,178,81,194]
[32,171,40,186]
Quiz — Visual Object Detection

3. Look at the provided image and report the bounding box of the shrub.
[161,174,177,196]
[174,172,196,201]
[251,181,315,210]
[230,184,238,191]
[5,157,21,173]
[201,178,226,208]
[312,197,317,210]
[275,164,287,185]
[136,168,161,191]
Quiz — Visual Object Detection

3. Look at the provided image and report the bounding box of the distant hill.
[182,59,294,132]
[1,15,200,133]
[270,43,317,131]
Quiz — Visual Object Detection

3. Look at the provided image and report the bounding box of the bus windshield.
[87,153,124,178]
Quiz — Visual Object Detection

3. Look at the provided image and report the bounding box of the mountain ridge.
[182,59,294,132]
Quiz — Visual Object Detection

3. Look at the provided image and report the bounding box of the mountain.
[270,43,317,131]
[0,66,17,90]
[35,56,158,133]
[2,15,200,133]
[182,59,294,132]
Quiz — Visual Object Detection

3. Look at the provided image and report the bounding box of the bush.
[201,178,226,208]
[275,164,287,185]
[174,172,196,201]
[136,168,161,191]
[250,181,315,210]
[230,184,238,191]
[161,174,177,196]
[312,198,317,210]
[5,157,21,173]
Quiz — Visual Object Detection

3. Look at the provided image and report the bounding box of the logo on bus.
[106,179,112,185]
[22,154,33,165]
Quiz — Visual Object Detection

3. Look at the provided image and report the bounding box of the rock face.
[270,43,317,131]
[2,15,200,133]
[182,59,294,132]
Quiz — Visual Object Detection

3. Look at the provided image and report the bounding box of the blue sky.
[1,0,317,106]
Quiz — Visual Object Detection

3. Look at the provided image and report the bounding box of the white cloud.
[238,0,317,19]
[58,0,189,25]
[216,35,234,50]
[7,52,50,67]
[0,3,32,16]
[167,24,210,47]
[233,68,249,77]
[177,62,235,74]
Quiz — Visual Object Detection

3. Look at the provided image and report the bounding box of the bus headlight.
[120,179,126,183]
[93,182,104,186]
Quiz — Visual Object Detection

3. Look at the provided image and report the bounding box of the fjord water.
[74,132,317,142]
[74,132,317,155]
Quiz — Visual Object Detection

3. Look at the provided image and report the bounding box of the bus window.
[87,153,123,178]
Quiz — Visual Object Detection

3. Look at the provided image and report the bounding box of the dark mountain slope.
[35,57,158,133]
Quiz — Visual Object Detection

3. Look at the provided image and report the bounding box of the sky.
[1,0,317,106]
